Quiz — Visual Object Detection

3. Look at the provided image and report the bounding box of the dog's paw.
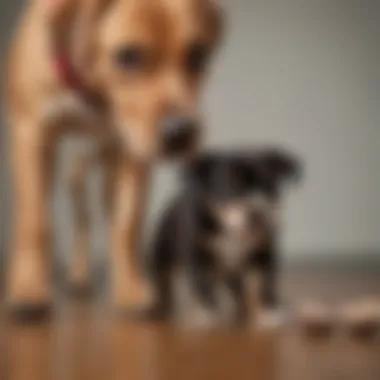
[111,276,156,318]
[67,252,92,297]
[6,253,52,321]
[177,306,220,330]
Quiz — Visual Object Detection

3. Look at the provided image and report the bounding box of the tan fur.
[4,0,222,313]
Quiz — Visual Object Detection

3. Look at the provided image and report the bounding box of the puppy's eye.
[186,42,210,74]
[114,46,144,70]
[199,210,221,235]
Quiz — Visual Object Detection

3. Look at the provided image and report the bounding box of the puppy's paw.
[178,306,220,330]
[254,308,287,331]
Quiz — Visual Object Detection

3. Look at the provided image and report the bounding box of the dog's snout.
[162,115,197,154]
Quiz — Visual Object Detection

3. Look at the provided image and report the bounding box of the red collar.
[53,52,102,106]
[54,53,87,93]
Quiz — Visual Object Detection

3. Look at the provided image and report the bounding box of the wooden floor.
[1,270,379,380]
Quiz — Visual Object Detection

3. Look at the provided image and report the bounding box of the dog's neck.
[53,52,87,94]
[52,49,104,108]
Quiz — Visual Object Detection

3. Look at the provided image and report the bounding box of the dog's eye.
[114,46,144,70]
[186,42,210,74]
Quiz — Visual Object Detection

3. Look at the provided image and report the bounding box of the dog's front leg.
[109,156,154,314]
[6,118,55,316]
[65,151,93,294]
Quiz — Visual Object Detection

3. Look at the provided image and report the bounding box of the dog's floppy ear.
[40,0,112,86]
[259,148,303,185]
[205,0,225,45]
[37,0,72,15]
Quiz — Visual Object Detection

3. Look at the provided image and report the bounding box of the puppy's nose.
[162,115,197,154]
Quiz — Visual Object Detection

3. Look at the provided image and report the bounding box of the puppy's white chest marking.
[223,208,246,232]
[205,230,254,271]
[205,206,255,271]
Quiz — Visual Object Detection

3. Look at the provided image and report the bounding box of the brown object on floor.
[296,300,337,337]
[341,298,380,339]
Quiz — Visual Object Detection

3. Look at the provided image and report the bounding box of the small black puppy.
[149,148,302,328]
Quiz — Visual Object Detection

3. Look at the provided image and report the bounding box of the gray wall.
[0,0,23,259]
[1,0,380,261]
[207,0,380,254]
[151,0,380,256]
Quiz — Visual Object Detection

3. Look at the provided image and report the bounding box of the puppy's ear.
[260,149,302,185]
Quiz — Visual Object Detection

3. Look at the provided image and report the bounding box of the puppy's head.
[186,147,302,247]
[47,0,223,159]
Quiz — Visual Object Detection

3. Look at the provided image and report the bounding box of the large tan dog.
[3,0,222,316]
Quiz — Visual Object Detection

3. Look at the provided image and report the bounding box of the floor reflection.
[5,321,52,380]
[3,271,378,380]
[3,306,277,380]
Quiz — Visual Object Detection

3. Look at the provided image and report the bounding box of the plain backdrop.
[1,0,379,263]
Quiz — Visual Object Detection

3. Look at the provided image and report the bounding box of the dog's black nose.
[162,115,197,154]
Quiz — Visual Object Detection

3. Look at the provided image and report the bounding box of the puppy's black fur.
[149,148,302,323]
